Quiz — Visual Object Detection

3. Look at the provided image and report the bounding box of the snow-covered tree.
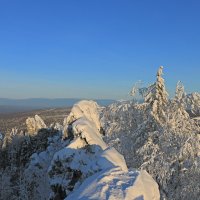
[166,81,197,131]
[0,170,12,200]
[0,132,3,140]
[138,83,155,100]
[2,131,12,149]
[145,66,168,123]
[0,132,3,149]
[175,81,186,103]
[129,80,143,97]
[101,81,200,200]
[185,92,200,116]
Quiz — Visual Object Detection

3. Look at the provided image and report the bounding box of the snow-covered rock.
[68,100,101,126]
[48,100,160,200]
[26,117,36,134]
[26,115,46,134]
[63,100,102,139]
[66,168,159,200]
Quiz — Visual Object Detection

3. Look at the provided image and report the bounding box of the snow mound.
[66,168,159,200]
[49,100,160,199]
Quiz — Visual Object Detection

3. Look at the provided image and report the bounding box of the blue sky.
[0,0,200,99]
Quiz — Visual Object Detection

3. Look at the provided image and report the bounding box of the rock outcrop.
[48,100,160,200]
[26,115,46,134]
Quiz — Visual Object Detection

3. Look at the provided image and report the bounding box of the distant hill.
[0,105,35,114]
[0,98,115,114]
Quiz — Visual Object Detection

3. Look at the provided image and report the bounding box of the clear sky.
[0,0,200,99]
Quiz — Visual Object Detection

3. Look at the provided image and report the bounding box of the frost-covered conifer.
[166,81,191,130]
[185,92,200,116]
[175,81,186,103]
[145,66,168,123]
[2,132,12,149]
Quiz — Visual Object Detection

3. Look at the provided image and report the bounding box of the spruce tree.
[145,66,168,123]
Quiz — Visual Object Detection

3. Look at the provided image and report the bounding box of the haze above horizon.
[0,0,200,100]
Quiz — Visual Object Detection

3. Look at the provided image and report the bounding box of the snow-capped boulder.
[68,100,101,129]
[63,100,102,139]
